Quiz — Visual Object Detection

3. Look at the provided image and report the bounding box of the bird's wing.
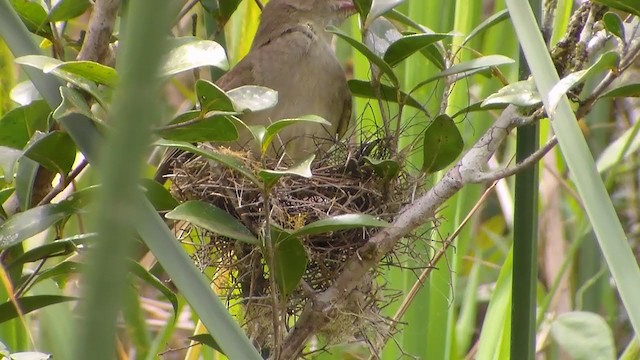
[215,56,257,91]
[336,88,352,139]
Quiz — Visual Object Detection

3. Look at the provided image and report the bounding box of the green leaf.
[261,116,330,154]
[462,9,509,46]
[550,312,616,360]
[258,155,314,188]
[6,233,96,270]
[290,213,389,238]
[384,33,451,67]
[8,0,53,40]
[15,157,39,211]
[23,131,76,176]
[165,200,258,245]
[348,80,427,112]
[140,179,179,212]
[47,0,91,22]
[362,156,400,181]
[158,111,239,142]
[353,0,372,19]
[328,26,399,86]
[155,139,259,184]
[600,83,640,98]
[482,79,542,107]
[195,79,235,112]
[161,38,228,77]
[0,100,51,149]
[422,114,464,173]
[53,61,118,87]
[451,101,508,119]
[226,85,278,113]
[414,55,515,92]
[0,147,23,184]
[602,12,624,39]
[52,87,97,123]
[189,334,225,354]
[273,235,307,295]
[129,260,179,316]
[0,202,77,249]
[593,0,640,17]
[365,0,405,27]
[548,51,619,112]
[0,295,77,323]
[19,261,83,290]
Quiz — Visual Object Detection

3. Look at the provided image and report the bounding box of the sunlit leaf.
[366,0,406,27]
[482,79,542,107]
[600,83,640,98]
[422,114,464,173]
[384,33,450,67]
[258,155,314,188]
[158,111,238,142]
[414,55,515,91]
[165,200,259,245]
[161,38,228,77]
[290,214,388,237]
[261,116,330,154]
[48,0,91,21]
[364,17,402,57]
[53,61,118,87]
[227,85,278,113]
[8,0,53,39]
[550,311,616,360]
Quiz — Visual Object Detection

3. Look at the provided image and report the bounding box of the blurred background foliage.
[0,0,639,359]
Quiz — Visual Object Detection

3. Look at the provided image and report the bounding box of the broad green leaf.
[139,179,179,212]
[603,12,624,39]
[47,0,91,22]
[258,154,314,188]
[328,26,399,86]
[9,0,53,39]
[158,112,238,142]
[189,334,225,354]
[548,51,619,112]
[155,139,260,184]
[19,261,83,290]
[165,200,258,245]
[462,9,509,46]
[384,33,450,67]
[354,0,372,19]
[6,233,96,270]
[15,55,106,105]
[53,61,118,87]
[0,100,50,149]
[161,38,228,77]
[0,147,22,183]
[366,0,406,27]
[348,80,428,112]
[482,79,542,107]
[195,79,235,112]
[362,156,400,181]
[0,201,76,249]
[273,235,308,295]
[217,0,242,22]
[261,116,330,154]
[129,260,178,315]
[451,101,508,119]
[0,295,77,323]
[593,0,640,17]
[290,213,388,237]
[414,55,515,92]
[53,87,99,124]
[422,114,464,173]
[550,312,616,360]
[23,131,76,176]
[600,83,640,98]
[227,85,278,113]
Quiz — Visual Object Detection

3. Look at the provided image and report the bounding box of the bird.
[215,0,354,161]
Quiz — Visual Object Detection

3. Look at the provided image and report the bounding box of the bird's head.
[262,0,356,28]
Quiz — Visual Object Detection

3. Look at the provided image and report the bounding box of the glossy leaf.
[47,0,91,22]
[0,295,77,323]
[155,139,260,184]
[348,80,427,112]
[366,0,406,27]
[19,261,83,290]
[53,61,118,87]
[227,85,278,113]
[23,131,76,176]
[6,233,96,270]
[603,12,624,39]
[482,79,542,107]
[550,312,616,360]
[548,51,619,112]
[328,26,399,86]
[593,0,640,17]
[290,213,389,237]
[158,111,238,142]
[600,83,640,98]
[161,38,228,77]
[414,55,515,91]
[273,235,308,295]
[422,114,464,173]
[8,0,53,39]
[261,116,330,154]
[195,79,235,112]
[384,33,451,67]
[165,200,259,245]
[139,179,179,212]
[258,155,314,188]
[0,201,76,249]
[53,87,99,123]
[0,100,50,149]
[364,17,402,57]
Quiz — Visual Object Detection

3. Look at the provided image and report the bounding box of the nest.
[165,140,416,352]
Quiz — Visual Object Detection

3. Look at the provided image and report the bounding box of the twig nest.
[165,141,413,351]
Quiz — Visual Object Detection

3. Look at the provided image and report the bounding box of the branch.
[77,0,121,65]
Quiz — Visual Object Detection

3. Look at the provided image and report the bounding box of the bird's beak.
[336,0,356,14]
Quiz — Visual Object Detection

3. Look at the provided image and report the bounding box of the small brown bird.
[218,0,355,160]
